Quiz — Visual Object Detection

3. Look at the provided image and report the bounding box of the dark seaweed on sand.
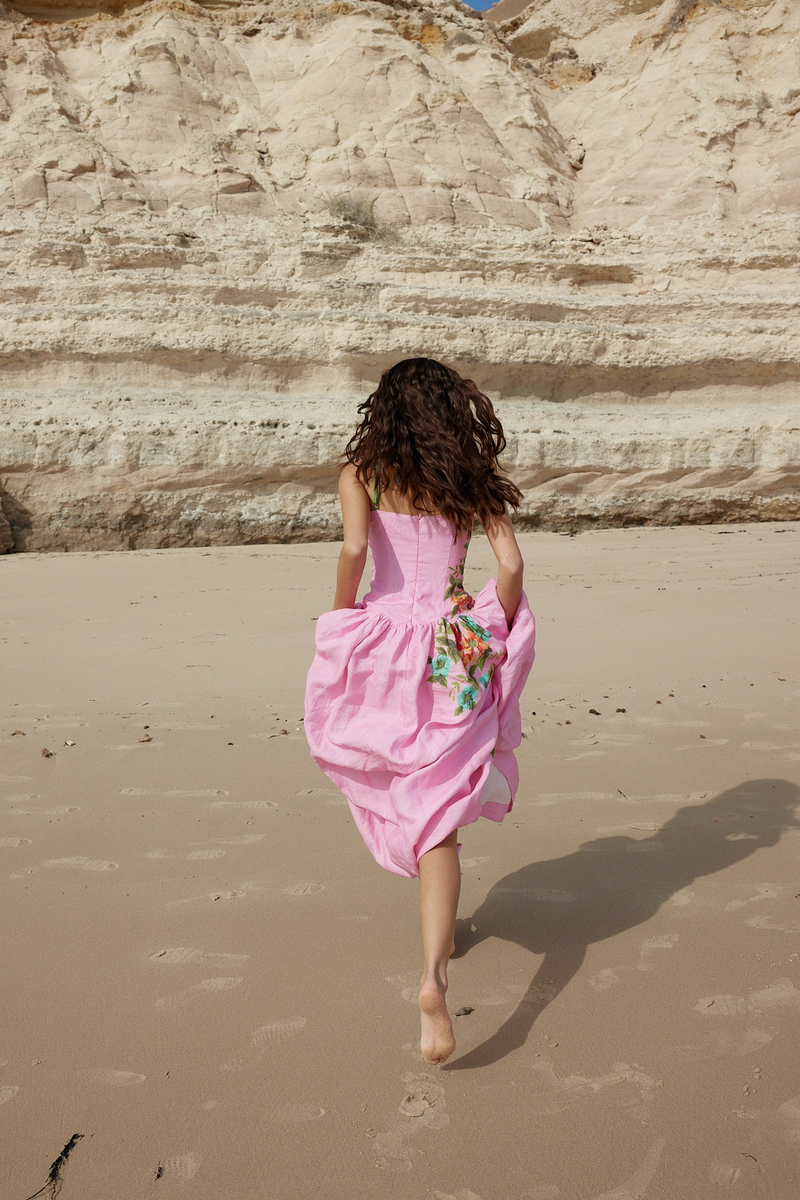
[22,1134,83,1200]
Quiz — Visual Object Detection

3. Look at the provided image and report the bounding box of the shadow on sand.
[447,778,800,1071]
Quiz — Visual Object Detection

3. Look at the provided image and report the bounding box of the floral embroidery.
[428,540,502,716]
[427,610,501,717]
[444,547,472,617]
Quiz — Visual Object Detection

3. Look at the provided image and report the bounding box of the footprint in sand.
[281,881,325,896]
[155,977,244,1011]
[166,879,273,907]
[0,837,32,847]
[694,994,750,1018]
[373,1071,449,1174]
[726,884,779,911]
[120,788,228,798]
[295,788,337,796]
[149,947,249,966]
[0,1085,19,1106]
[459,856,490,871]
[156,1154,201,1182]
[2,793,39,803]
[527,1060,659,1123]
[755,1092,800,1149]
[745,915,800,932]
[221,1017,307,1070]
[205,834,266,845]
[746,978,800,1009]
[43,856,117,871]
[78,1069,147,1086]
[695,978,800,1017]
[207,800,277,810]
[588,968,621,992]
[9,805,79,816]
[146,848,226,861]
[637,933,679,971]
[670,1026,772,1063]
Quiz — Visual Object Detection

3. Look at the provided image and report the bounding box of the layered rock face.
[1,0,798,549]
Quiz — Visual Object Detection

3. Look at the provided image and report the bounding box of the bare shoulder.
[338,461,371,505]
[338,460,362,494]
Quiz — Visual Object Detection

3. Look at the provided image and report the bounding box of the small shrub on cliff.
[328,194,397,243]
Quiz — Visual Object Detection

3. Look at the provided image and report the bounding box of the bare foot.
[450,940,456,957]
[419,983,455,1065]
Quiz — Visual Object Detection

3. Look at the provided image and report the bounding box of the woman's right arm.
[332,463,371,609]
[483,511,524,628]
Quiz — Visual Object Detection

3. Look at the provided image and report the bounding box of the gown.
[303,498,537,878]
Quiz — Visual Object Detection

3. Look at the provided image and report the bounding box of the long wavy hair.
[343,358,522,533]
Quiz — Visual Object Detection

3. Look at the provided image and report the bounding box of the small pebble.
[455,1006,474,1017]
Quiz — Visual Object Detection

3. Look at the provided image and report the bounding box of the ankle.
[420,968,448,994]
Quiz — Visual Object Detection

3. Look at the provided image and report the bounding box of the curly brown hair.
[343,358,522,533]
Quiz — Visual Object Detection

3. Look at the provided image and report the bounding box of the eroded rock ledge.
[3,215,799,550]
[1,0,799,549]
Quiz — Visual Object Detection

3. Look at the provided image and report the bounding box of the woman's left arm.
[332,464,371,609]
[483,510,524,628]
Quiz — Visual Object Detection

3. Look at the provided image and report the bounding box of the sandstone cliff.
[1,0,798,549]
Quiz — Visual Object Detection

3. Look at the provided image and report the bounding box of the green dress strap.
[372,465,380,511]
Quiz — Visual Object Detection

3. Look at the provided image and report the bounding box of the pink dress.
[303,511,536,878]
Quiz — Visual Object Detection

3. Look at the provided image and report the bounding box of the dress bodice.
[361,511,473,624]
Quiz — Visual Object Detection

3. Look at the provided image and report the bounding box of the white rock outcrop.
[490,0,800,229]
[1,0,798,550]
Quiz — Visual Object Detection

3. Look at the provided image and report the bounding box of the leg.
[418,829,460,1064]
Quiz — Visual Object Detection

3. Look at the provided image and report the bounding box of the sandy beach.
[2,523,799,1200]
